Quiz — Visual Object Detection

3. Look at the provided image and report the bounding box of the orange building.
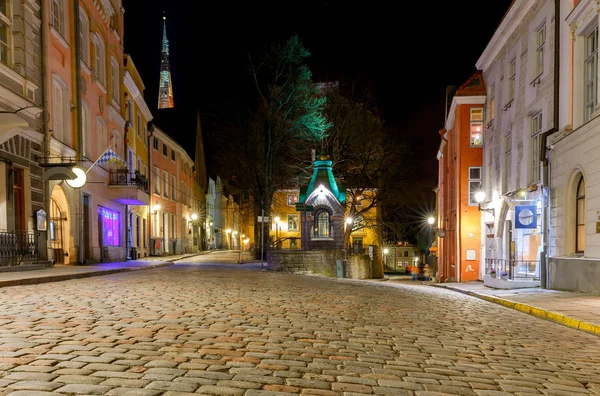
[436,72,486,282]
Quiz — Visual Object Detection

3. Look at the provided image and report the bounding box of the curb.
[432,284,600,337]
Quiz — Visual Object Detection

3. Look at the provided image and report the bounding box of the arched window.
[314,209,330,238]
[576,176,586,253]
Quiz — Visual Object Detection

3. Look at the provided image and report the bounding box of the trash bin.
[130,247,137,260]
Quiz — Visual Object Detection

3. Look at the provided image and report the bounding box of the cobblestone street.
[0,259,599,395]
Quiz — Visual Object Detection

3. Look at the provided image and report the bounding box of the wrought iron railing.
[109,170,149,193]
[0,231,39,267]
[485,258,540,280]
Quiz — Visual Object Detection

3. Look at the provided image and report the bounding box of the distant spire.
[194,110,207,192]
[158,12,174,109]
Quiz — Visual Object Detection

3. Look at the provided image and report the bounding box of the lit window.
[287,194,298,206]
[576,176,586,253]
[470,108,483,147]
[584,26,598,122]
[288,214,299,231]
[99,206,120,246]
[314,209,330,238]
[0,16,9,65]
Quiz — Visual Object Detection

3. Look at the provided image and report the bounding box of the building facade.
[475,0,555,284]
[0,0,47,266]
[436,72,486,282]
[122,54,151,259]
[45,0,127,264]
[545,0,600,292]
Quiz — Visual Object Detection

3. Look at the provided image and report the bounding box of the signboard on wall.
[515,205,537,229]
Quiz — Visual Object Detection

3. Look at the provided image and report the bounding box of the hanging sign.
[515,205,537,229]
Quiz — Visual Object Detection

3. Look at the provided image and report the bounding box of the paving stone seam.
[430,284,600,337]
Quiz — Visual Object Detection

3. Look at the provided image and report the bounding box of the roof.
[455,70,486,96]
[298,154,346,205]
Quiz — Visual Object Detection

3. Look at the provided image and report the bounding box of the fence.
[0,231,39,267]
[485,258,540,280]
[109,170,149,193]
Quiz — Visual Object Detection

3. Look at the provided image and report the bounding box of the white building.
[545,0,600,292]
[476,0,556,284]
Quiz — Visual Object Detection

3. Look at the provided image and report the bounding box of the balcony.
[108,170,149,205]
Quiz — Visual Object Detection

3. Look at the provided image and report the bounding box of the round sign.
[66,167,87,188]
[518,208,534,226]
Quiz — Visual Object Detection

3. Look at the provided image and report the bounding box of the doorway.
[50,198,65,264]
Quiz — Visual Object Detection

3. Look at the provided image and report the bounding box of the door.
[50,198,65,264]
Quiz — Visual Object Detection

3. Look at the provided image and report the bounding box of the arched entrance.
[50,185,71,264]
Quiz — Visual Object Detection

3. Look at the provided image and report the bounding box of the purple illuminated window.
[99,206,120,246]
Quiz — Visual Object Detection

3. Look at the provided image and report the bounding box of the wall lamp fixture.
[474,191,495,216]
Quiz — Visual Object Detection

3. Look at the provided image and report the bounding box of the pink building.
[45,0,127,263]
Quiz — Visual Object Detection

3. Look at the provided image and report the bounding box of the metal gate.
[50,198,65,264]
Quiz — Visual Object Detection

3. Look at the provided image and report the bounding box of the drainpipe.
[40,1,51,262]
[74,0,84,264]
[539,0,560,289]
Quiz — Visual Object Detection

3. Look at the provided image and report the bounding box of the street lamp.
[475,191,495,215]
[191,213,198,221]
[427,216,435,225]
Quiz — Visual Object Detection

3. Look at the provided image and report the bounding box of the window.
[153,167,160,194]
[51,0,66,38]
[99,206,120,246]
[13,167,24,231]
[1,0,11,65]
[111,57,119,102]
[136,215,140,248]
[96,117,107,158]
[531,112,543,183]
[92,34,106,86]
[584,26,598,122]
[351,215,364,231]
[507,59,516,104]
[162,142,167,156]
[137,157,141,173]
[288,214,299,231]
[576,176,586,253]
[487,146,493,196]
[504,134,512,192]
[82,100,91,158]
[163,170,168,198]
[79,8,89,65]
[52,75,69,144]
[153,137,159,150]
[171,175,176,201]
[470,108,483,147]
[142,218,147,248]
[534,24,546,79]
[314,209,330,238]
[468,167,482,205]
[171,148,175,161]
[488,85,495,122]
[137,113,141,137]
[287,194,298,206]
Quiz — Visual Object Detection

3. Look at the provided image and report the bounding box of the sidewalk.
[433,281,600,336]
[0,252,203,288]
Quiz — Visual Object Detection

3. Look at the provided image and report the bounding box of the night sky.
[122,1,513,202]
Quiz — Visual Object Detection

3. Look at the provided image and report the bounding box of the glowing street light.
[427,216,435,225]
[191,213,198,221]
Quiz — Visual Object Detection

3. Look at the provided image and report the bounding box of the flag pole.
[85,145,112,174]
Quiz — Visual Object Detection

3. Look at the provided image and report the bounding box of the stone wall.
[549,257,600,294]
[346,255,372,279]
[266,251,341,277]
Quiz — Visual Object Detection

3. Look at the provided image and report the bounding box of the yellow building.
[122,55,152,258]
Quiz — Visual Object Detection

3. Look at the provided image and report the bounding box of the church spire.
[194,110,207,192]
[157,12,174,109]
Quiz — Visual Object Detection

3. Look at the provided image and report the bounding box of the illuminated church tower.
[157,13,174,109]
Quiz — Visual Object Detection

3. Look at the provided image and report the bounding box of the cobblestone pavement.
[0,261,599,395]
